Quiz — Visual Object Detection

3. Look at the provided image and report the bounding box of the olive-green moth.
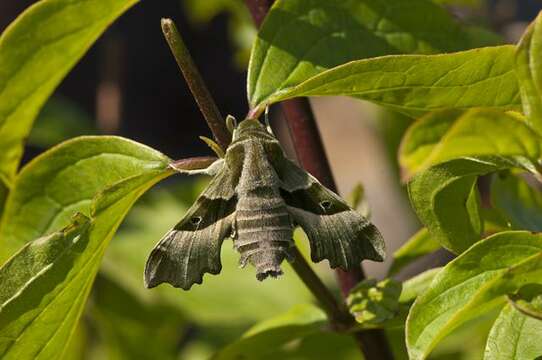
[145,119,385,290]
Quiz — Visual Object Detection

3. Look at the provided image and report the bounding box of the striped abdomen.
[234,187,294,280]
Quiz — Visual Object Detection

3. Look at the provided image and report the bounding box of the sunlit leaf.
[399,268,442,304]
[0,136,170,263]
[248,0,470,109]
[389,228,440,276]
[263,46,519,116]
[406,231,542,360]
[0,0,139,194]
[347,278,402,325]
[399,109,540,180]
[0,164,170,359]
[508,288,542,321]
[516,12,542,134]
[214,304,326,359]
[213,304,361,360]
[484,303,542,360]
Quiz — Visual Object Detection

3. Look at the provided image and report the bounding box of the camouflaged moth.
[144,118,385,290]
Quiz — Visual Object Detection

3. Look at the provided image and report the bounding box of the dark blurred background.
[1,0,249,161]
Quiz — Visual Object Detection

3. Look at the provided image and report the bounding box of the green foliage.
[347,278,402,325]
[213,304,325,359]
[399,109,541,180]
[3,0,542,358]
[214,304,359,360]
[0,0,139,195]
[491,173,542,232]
[484,303,542,360]
[516,13,542,134]
[252,45,519,116]
[408,157,501,254]
[399,268,441,304]
[0,166,170,359]
[0,136,171,263]
[508,288,542,321]
[389,228,440,275]
[248,0,471,109]
[406,231,542,359]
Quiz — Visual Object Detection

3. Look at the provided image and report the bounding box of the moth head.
[232,119,275,142]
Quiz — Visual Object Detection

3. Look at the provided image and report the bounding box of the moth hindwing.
[145,119,385,290]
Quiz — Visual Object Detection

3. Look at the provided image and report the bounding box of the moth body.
[231,138,294,280]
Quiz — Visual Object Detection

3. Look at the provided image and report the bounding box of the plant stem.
[244,2,394,359]
[161,18,230,150]
[289,247,353,328]
[161,17,351,330]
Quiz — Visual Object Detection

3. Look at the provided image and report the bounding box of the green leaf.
[347,278,402,325]
[0,0,139,193]
[508,287,542,321]
[408,157,521,253]
[0,165,170,359]
[261,45,520,116]
[491,173,542,232]
[0,184,7,219]
[248,0,470,109]
[389,228,440,275]
[484,303,542,360]
[399,268,442,304]
[213,304,328,360]
[406,231,542,360]
[516,13,542,134]
[0,136,170,263]
[399,109,541,179]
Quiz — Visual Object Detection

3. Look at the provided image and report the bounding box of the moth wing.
[275,158,385,269]
[145,164,236,290]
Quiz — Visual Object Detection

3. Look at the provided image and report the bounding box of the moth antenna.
[226,115,237,134]
[264,106,274,135]
[199,136,225,158]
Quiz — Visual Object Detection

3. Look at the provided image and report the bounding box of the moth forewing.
[144,162,237,290]
[267,145,386,269]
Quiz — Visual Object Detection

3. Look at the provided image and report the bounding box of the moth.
[144,119,385,290]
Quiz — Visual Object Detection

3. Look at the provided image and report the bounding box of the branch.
[161,19,231,150]
[289,247,352,329]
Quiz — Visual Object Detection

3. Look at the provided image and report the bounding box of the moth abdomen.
[234,192,294,280]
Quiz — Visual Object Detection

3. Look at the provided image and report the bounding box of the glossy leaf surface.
[0,136,170,262]
[254,46,519,116]
[399,110,540,180]
[484,303,542,360]
[406,231,542,359]
[516,12,542,134]
[248,0,470,109]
